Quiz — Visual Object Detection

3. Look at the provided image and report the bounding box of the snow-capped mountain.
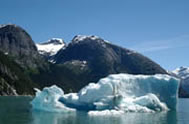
[36,38,66,56]
[171,66,189,98]
[72,35,100,42]
[172,66,189,79]
[0,24,171,96]
[71,35,110,44]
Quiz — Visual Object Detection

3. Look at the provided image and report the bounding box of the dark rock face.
[0,24,46,95]
[0,52,35,95]
[178,78,189,98]
[0,77,17,95]
[40,38,65,45]
[0,24,44,69]
[55,35,166,76]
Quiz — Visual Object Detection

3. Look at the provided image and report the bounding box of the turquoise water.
[0,96,189,124]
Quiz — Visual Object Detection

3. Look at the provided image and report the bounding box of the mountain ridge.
[171,66,189,97]
[33,34,168,92]
[0,24,171,95]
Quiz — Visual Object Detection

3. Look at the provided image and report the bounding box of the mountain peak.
[172,66,189,79]
[73,35,100,41]
[71,35,109,44]
[0,24,18,28]
[40,38,65,45]
[0,24,26,33]
[36,38,66,56]
[0,24,43,69]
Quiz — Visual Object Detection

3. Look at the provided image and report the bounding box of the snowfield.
[172,66,189,79]
[36,38,65,56]
[31,74,180,115]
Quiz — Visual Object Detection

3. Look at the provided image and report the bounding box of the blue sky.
[0,0,189,70]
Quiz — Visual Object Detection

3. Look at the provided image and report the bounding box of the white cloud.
[129,34,189,53]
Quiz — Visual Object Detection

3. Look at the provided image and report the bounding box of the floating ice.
[31,85,76,113]
[31,74,180,114]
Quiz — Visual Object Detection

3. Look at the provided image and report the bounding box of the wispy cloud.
[130,34,189,53]
[137,46,172,53]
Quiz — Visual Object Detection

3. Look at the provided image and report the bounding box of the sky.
[0,0,189,70]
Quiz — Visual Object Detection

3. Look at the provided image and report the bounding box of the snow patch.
[70,35,113,49]
[4,52,8,55]
[172,66,189,79]
[68,60,88,70]
[72,35,100,43]
[36,38,66,56]
[72,35,103,44]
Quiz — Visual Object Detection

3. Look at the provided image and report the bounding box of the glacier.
[31,74,180,114]
[36,38,65,56]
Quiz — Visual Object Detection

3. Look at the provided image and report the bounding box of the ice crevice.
[31,74,180,115]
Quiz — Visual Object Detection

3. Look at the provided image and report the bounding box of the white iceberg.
[31,85,76,113]
[31,74,180,114]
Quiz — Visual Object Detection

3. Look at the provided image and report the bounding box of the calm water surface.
[0,96,189,124]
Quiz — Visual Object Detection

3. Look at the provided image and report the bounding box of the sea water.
[0,96,189,124]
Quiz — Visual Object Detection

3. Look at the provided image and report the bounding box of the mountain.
[0,24,48,95]
[31,35,167,93]
[36,38,66,60]
[172,67,189,79]
[0,24,168,95]
[0,24,46,69]
[172,67,189,97]
[54,35,166,75]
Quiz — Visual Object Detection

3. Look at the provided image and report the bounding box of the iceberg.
[31,74,180,114]
[31,86,76,113]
